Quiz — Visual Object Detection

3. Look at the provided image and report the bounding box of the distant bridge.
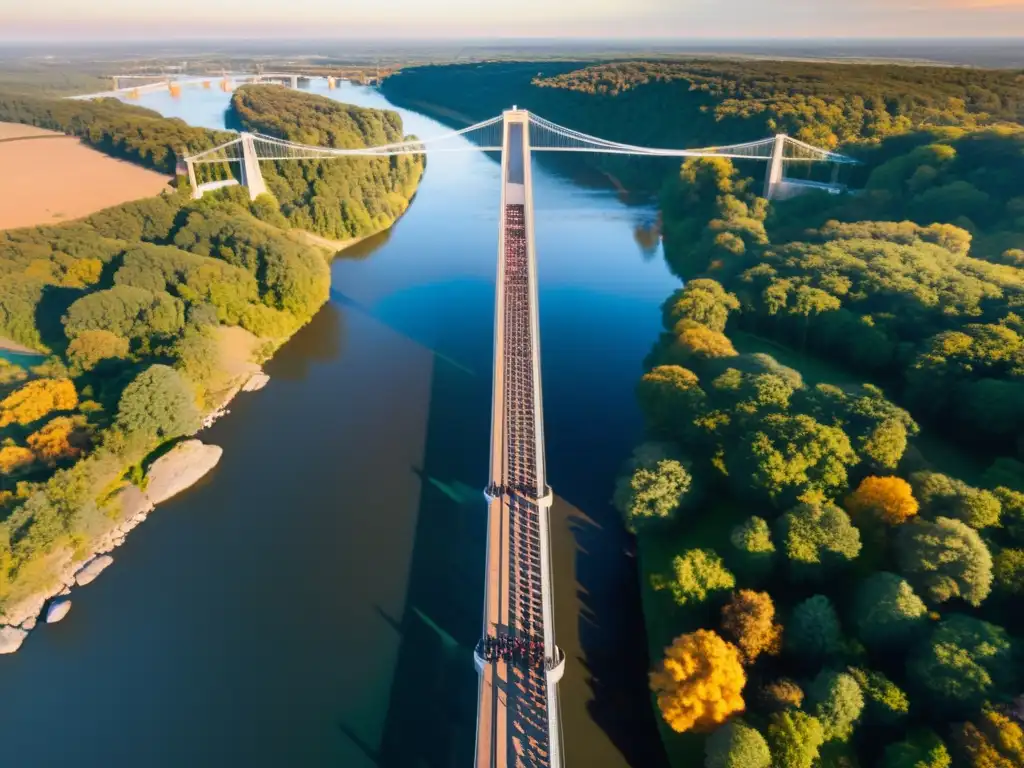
[179,107,855,768]
[72,73,314,101]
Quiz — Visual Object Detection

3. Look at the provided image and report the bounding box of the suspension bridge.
[181,109,853,768]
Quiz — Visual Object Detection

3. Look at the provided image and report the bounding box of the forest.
[0,89,422,624]
[381,59,1024,190]
[229,86,424,240]
[617,73,1024,768]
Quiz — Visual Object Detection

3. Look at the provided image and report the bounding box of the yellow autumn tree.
[0,378,78,428]
[672,320,738,361]
[721,589,783,664]
[26,417,83,467]
[957,707,1024,767]
[845,476,919,525]
[650,629,746,733]
[0,446,35,475]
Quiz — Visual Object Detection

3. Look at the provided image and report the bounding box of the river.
[0,80,677,767]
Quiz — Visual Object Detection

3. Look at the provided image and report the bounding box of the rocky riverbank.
[0,370,267,654]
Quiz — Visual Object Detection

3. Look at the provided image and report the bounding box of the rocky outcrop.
[242,372,270,392]
[0,626,28,654]
[74,555,114,586]
[114,484,154,523]
[45,598,71,624]
[144,440,223,505]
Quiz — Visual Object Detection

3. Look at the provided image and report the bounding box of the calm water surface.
[0,81,676,767]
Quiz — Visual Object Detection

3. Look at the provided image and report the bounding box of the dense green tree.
[808,670,864,743]
[992,548,1024,595]
[705,719,771,768]
[766,710,825,768]
[730,515,776,576]
[662,279,741,334]
[731,414,857,506]
[115,365,200,443]
[847,667,909,726]
[64,285,185,344]
[636,365,707,444]
[911,471,1002,529]
[786,594,843,663]
[613,442,692,533]
[996,487,1024,545]
[908,614,1017,716]
[776,502,861,580]
[852,572,928,650]
[897,517,993,606]
[653,548,735,608]
[882,730,951,768]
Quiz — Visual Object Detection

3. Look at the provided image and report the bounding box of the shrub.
[653,548,736,607]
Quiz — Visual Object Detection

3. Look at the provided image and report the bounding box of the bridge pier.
[290,74,299,89]
[239,132,268,200]
[763,133,786,200]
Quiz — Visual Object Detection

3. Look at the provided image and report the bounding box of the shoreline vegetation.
[0,85,424,652]
[383,59,1024,766]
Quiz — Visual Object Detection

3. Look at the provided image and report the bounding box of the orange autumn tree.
[0,378,78,428]
[26,417,84,467]
[721,589,783,664]
[845,476,919,525]
[650,629,746,733]
[0,445,35,475]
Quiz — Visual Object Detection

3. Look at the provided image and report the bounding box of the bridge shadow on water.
[368,344,489,768]
[325,291,668,767]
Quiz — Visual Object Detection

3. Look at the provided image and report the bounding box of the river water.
[0,81,676,767]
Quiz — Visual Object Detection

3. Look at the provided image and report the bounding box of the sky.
[2,0,1023,41]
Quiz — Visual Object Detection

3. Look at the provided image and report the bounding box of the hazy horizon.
[3,0,1024,42]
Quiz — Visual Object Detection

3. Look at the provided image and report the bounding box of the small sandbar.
[0,336,42,355]
[0,122,172,231]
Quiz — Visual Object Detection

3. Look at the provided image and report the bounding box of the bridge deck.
[475,111,562,768]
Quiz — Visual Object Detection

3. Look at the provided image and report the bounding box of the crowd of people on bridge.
[482,633,547,669]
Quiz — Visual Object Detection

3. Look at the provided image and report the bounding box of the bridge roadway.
[474,110,565,768]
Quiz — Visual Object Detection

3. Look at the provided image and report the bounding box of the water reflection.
[266,301,346,382]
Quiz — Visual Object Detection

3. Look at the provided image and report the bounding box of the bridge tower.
[764,133,787,200]
[239,133,268,200]
[178,155,200,200]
